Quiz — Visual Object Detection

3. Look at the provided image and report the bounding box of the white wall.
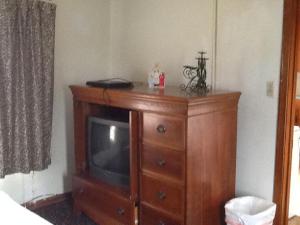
[110,0,216,85]
[216,0,284,200]
[0,0,111,203]
[0,0,217,204]
[0,0,285,203]
[110,0,284,200]
[289,127,300,218]
[297,73,300,97]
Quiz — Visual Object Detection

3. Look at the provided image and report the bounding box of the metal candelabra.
[182,51,209,94]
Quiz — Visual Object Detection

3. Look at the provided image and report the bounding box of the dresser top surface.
[70,82,241,103]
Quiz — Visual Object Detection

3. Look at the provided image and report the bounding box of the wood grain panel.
[186,109,238,225]
[130,111,139,201]
[70,84,240,225]
[140,204,182,225]
[295,99,300,126]
[140,174,184,217]
[70,85,188,115]
[141,144,185,181]
[142,113,185,150]
[70,84,240,116]
[73,176,134,225]
[73,101,90,173]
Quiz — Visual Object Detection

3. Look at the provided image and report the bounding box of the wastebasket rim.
[225,196,275,207]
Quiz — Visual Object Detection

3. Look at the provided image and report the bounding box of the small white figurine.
[148,64,165,88]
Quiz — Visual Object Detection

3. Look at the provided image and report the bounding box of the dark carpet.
[33,199,97,225]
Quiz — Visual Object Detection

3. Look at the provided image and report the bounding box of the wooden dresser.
[70,83,240,225]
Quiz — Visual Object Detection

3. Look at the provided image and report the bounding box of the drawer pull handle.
[157,191,166,200]
[158,221,165,225]
[117,207,125,216]
[79,188,84,194]
[156,124,166,134]
[157,159,166,167]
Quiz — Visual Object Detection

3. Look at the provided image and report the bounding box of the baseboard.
[23,192,72,211]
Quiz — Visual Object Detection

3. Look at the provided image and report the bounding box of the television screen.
[88,117,130,188]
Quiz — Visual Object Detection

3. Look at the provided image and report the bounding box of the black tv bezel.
[87,116,130,188]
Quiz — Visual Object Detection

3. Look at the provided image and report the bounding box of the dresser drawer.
[141,144,185,181]
[73,176,134,225]
[143,113,185,150]
[140,204,182,225]
[140,174,184,216]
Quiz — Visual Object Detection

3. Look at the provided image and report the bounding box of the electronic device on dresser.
[70,83,241,225]
[88,116,130,188]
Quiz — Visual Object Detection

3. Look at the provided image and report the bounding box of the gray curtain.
[0,0,56,178]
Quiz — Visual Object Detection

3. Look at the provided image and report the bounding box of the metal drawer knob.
[157,191,166,200]
[158,221,165,225]
[117,207,125,216]
[156,124,166,134]
[157,159,166,167]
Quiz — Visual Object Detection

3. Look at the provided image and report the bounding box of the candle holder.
[182,51,209,94]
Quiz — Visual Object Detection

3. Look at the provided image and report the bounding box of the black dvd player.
[86,79,133,89]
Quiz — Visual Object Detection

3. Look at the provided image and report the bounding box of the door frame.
[273,0,298,224]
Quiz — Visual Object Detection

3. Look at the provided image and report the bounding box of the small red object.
[159,73,165,88]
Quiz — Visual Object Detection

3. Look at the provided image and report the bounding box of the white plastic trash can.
[225,196,276,225]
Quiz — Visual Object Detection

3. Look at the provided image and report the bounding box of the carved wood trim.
[70,85,240,116]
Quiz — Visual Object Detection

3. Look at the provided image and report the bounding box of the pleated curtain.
[0,0,56,178]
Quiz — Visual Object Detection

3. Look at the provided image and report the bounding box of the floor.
[289,216,300,225]
[33,199,97,225]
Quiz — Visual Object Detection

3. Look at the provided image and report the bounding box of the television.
[88,116,130,188]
